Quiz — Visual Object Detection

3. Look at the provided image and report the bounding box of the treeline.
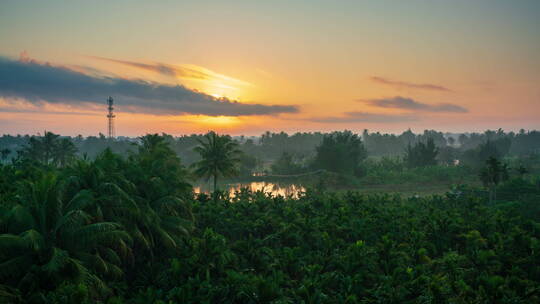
[0,133,539,303]
[2,129,540,187]
[270,131,539,188]
[2,129,539,164]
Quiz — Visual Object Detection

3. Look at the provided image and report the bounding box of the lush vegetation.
[1,130,539,303]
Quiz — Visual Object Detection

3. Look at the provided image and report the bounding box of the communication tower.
[107,97,115,138]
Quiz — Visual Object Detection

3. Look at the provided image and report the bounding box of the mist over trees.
[2,129,539,170]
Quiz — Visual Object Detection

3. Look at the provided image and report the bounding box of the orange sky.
[1,1,539,136]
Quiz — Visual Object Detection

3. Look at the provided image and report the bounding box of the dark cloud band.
[0,57,298,116]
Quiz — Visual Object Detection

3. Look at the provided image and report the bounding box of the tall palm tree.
[131,135,193,255]
[54,138,78,167]
[192,131,242,192]
[40,131,60,165]
[0,174,131,296]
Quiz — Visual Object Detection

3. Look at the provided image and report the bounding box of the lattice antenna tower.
[107,96,115,138]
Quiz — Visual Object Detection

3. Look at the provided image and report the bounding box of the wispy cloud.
[88,55,251,86]
[361,96,467,113]
[370,76,452,92]
[0,57,297,116]
[308,112,418,123]
[0,106,98,116]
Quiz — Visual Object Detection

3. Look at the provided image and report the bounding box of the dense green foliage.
[183,188,540,303]
[1,131,539,303]
[0,135,194,303]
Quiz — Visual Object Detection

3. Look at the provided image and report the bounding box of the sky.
[0,0,539,136]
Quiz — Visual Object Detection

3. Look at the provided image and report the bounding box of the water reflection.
[194,182,305,198]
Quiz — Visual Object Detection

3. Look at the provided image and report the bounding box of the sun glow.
[199,115,239,125]
[203,80,245,100]
[175,114,241,128]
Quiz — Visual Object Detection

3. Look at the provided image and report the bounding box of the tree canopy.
[313,130,367,176]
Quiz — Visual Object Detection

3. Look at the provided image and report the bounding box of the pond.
[194,181,306,198]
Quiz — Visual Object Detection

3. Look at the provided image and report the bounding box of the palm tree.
[130,135,193,256]
[67,146,192,260]
[139,133,171,155]
[133,134,191,197]
[192,131,242,192]
[40,131,60,165]
[54,138,78,167]
[0,174,131,296]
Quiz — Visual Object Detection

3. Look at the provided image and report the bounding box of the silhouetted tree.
[313,131,367,176]
[40,131,60,165]
[404,138,438,167]
[54,138,77,167]
[193,131,242,192]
